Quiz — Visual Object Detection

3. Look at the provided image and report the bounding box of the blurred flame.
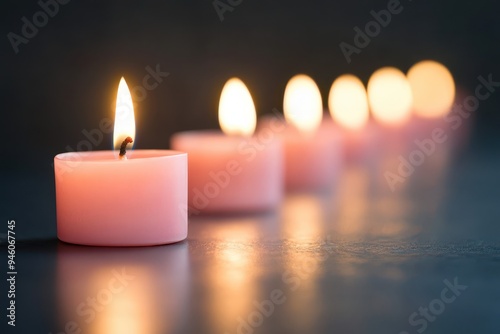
[367,67,413,126]
[218,78,256,136]
[283,74,323,133]
[407,60,455,118]
[328,74,369,130]
[113,77,136,150]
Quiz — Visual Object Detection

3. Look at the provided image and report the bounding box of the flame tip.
[283,74,323,133]
[113,76,136,150]
[219,78,256,136]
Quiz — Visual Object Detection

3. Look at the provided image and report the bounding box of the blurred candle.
[406,60,457,143]
[328,74,376,163]
[54,77,187,246]
[367,67,413,155]
[280,74,342,191]
[404,60,457,189]
[171,78,283,213]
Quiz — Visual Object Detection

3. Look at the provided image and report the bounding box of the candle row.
[53,60,455,246]
[172,60,455,212]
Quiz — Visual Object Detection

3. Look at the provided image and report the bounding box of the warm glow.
[328,74,369,130]
[90,267,159,334]
[367,67,413,126]
[206,221,258,332]
[113,77,136,150]
[407,60,455,118]
[281,194,323,242]
[283,74,323,133]
[218,78,256,136]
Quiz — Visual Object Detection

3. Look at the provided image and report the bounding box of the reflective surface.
[2,147,500,334]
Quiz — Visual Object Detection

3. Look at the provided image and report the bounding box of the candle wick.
[119,137,133,159]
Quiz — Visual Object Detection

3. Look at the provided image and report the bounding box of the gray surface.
[1,148,500,334]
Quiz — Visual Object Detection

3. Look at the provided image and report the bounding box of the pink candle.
[277,118,342,190]
[327,74,376,163]
[366,67,414,156]
[171,78,283,213]
[280,74,342,191]
[54,78,187,246]
[405,60,457,148]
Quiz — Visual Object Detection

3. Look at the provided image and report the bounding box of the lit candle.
[328,74,374,163]
[366,67,414,155]
[280,74,342,191]
[54,77,187,246]
[404,60,457,190]
[406,60,457,140]
[170,78,283,213]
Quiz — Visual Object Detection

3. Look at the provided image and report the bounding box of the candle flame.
[367,67,413,126]
[328,74,369,130]
[218,78,256,137]
[283,74,323,133]
[407,60,455,118]
[113,77,136,150]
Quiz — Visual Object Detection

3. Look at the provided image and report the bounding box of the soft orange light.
[113,77,136,150]
[407,60,455,118]
[328,74,369,130]
[367,67,413,126]
[283,74,323,133]
[218,78,256,137]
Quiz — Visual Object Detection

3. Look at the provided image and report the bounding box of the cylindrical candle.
[258,115,342,191]
[280,74,343,191]
[328,74,375,164]
[366,66,414,157]
[171,77,284,213]
[171,130,283,213]
[54,150,187,246]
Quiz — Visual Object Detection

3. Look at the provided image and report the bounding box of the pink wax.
[54,150,187,246]
[170,130,283,213]
[405,88,472,155]
[319,116,381,165]
[260,116,343,191]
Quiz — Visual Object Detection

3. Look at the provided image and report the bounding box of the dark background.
[1,3,500,334]
[1,0,499,236]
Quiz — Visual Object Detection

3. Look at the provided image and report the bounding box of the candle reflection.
[55,242,189,334]
[280,194,327,243]
[190,217,266,333]
[332,167,370,236]
[332,166,422,239]
[209,241,256,328]
[279,194,328,331]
